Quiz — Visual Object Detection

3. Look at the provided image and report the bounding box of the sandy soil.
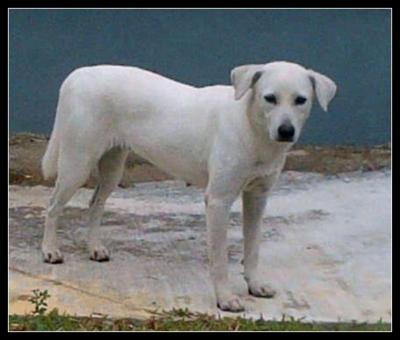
[9,170,391,321]
[8,133,392,321]
[9,133,391,187]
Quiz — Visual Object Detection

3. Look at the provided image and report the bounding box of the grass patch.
[9,290,391,331]
[9,308,391,331]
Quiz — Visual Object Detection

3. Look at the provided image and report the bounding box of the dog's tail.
[42,106,62,180]
[42,127,60,180]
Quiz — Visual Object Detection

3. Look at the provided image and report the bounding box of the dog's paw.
[42,248,64,264]
[248,281,276,298]
[217,295,245,312]
[89,245,110,262]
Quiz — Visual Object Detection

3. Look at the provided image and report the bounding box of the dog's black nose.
[277,123,295,141]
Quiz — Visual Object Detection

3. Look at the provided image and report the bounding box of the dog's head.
[231,61,337,144]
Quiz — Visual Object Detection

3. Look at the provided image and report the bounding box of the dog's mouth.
[276,136,295,143]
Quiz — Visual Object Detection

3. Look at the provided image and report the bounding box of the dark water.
[9,9,391,145]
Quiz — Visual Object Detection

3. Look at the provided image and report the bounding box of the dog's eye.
[264,94,277,104]
[295,96,307,105]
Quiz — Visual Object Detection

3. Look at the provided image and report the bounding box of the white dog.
[41,61,337,312]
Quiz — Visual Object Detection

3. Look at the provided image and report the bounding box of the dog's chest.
[243,154,286,191]
[255,150,286,175]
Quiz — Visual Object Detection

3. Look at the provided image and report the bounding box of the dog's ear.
[231,65,264,100]
[308,70,337,112]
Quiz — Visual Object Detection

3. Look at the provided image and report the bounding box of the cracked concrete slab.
[9,170,391,322]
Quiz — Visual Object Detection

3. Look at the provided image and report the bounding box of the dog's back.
[43,65,235,186]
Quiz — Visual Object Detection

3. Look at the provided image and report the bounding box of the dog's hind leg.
[87,147,129,262]
[42,151,94,264]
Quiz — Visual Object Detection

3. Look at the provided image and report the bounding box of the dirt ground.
[9,170,391,321]
[9,132,391,187]
[9,133,392,321]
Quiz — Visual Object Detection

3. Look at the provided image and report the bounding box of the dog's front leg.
[242,184,277,298]
[206,193,244,312]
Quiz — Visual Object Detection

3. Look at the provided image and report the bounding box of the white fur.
[41,61,337,312]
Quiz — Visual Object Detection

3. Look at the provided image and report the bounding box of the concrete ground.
[9,170,391,322]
